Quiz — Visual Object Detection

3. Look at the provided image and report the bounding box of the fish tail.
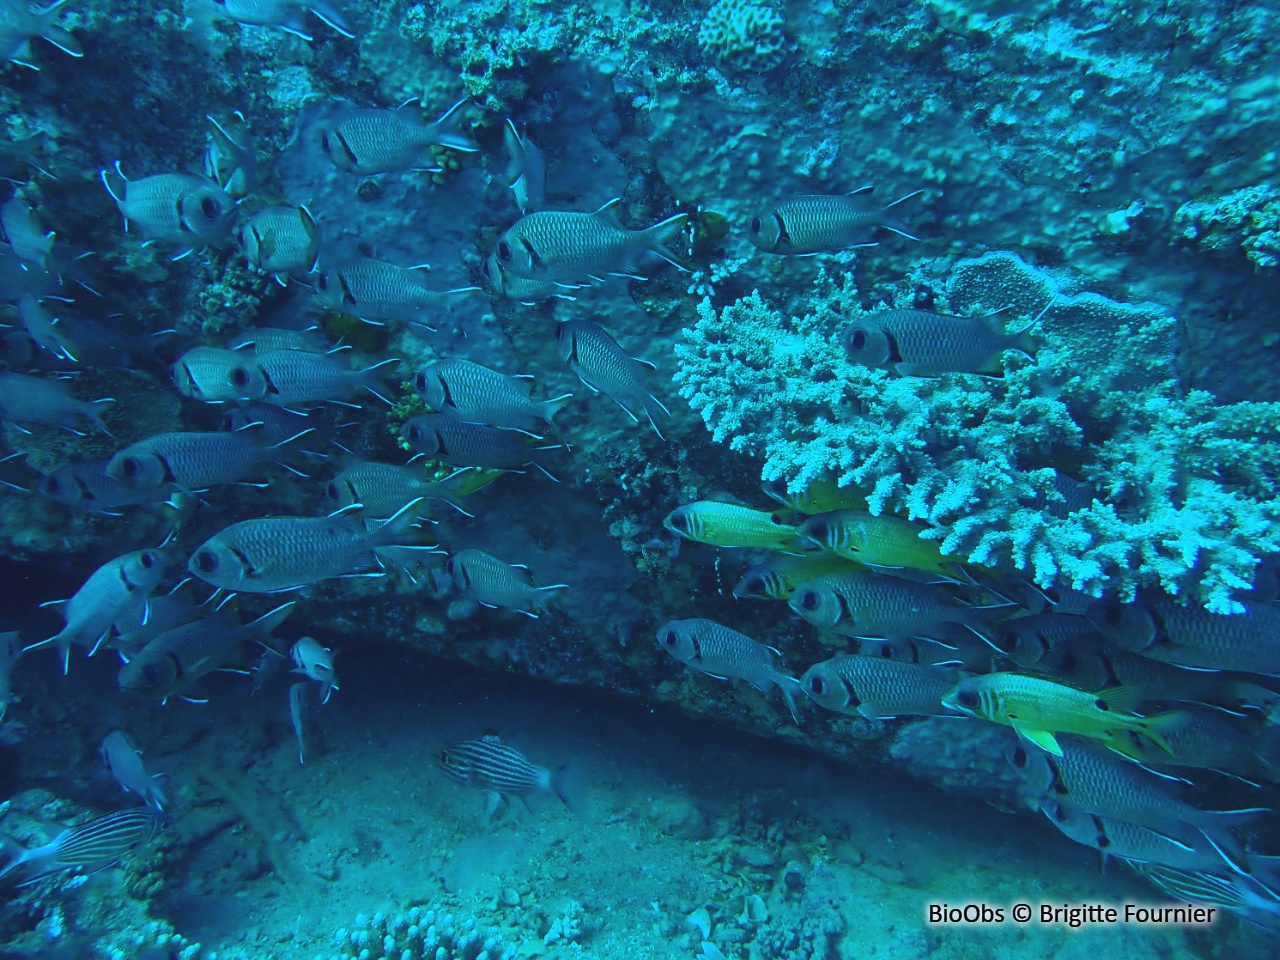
[246,601,297,653]
[534,583,569,608]
[88,398,115,435]
[427,98,478,153]
[548,762,583,816]
[1136,709,1189,757]
[641,213,690,271]
[0,835,29,880]
[437,287,481,314]
[37,1,82,58]
[540,393,574,426]
[309,1,355,38]
[776,675,806,726]
[99,163,127,205]
[358,358,400,404]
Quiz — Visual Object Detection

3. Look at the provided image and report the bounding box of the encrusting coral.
[674,251,1280,613]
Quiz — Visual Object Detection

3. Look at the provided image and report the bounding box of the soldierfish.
[746,187,922,255]
[219,0,354,41]
[318,99,476,175]
[447,548,567,618]
[840,308,1039,378]
[100,731,167,811]
[800,655,960,720]
[553,319,668,437]
[99,164,235,258]
[0,371,112,435]
[238,205,320,283]
[413,358,570,433]
[0,0,81,69]
[314,257,479,328]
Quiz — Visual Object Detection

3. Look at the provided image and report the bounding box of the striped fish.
[0,808,167,881]
[433,734,572,811]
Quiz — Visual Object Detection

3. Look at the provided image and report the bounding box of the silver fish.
[314,257,478,327]
[553,318,669,437]
[117,600,295,701]
[1042,800,1241,875]
[325,460,465,518]
[0,130,52,181]
[0,371,112,434]
[204,111,257,199]
[218,402,318,445]
[225,325,331,354]
[106,428,310,493]
[501,119,545,214]
[238,205,319,282]
[257,348,397,406]
[799,655,959,719]
[319,99,476,175]
[746,187,922,255]
[413,358,570,432]
[99,164,235,257]
[0,197,54,269]
[100,731,166,812]
[0,808,166,881]
[839,309,1039,378]
[188,500,430,593]
[788,570,994,641]
[38,459,171,515]
[657,618,803,724]
[0,0,81,69]
[0,631,19,722]
[220,0,354,41]
[400,413,559,477]
[25,549,166,673]
[172,346,269,402]
[447,548,567,617]
[433,733,571,811]
[493,199,687,283]
[111,580,205,656]
[479,253,580,304]
[17,294,78,362]
[291,635,337,703]
[1106,705,1280,784]
[1088,595,1280,675]
[987,612,1101,668]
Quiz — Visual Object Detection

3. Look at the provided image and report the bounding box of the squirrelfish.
[188,500,430,593]
[204,111,257,199]
[800,655,959,719]
[501,118,545,214]
[17,295,78,363]
[0,197,54,269]
[732,551,862,601]
[839,309,1039,378]
[38,460,171,515]
[319,99,476,175]
[760,475,870,515]
[554,318,669,437]
[493,199,687,284]
[220,0,354,41]
[100,164,235,257]
[746,187,922,255]
[100,731,166,811]
[326,460,498,518]
[797,510,955,575]
[447,548,567,617]
[941,673,1184,758]
[0,808,166,881]
[314,257,478,327]
[657,618,803,724]
[401,414,559,478]
[26,549,166,673]
[0,0,81,69]
[257,348,397,406]
[663,501,799,551]
[106,428,311,493]
[225,326,331,354]
[788,570,994,641]
[172,346,268,402]
[0,371,112,434]
[433,733,572,811]
[239,205,320,283]
[413,358,570,432]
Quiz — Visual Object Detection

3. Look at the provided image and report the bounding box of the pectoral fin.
[1013,724,1062,757]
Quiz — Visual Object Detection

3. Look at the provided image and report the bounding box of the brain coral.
[697,0,789,72]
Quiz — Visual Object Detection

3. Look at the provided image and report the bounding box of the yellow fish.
[941,673,1184,758]
[663,501,800,551]
[760,475,871,516]
[732,551,863,601]
[797,510,955,575]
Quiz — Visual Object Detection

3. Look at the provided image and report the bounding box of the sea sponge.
[697,0,789,72]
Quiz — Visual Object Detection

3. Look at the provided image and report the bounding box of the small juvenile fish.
[117,600,295,701]
[100,731,166,811]
[663,501,799,551]
[501,119,545,214]
[800,655,959,719]
[788,570,993,640]
[657,618,803,724]
[106,428,310,493]
[100,164,235,257]
[314,257,479,327]
[840,309,1039,378]
[239,205,320,283]
[746,187,922,255]
[494,199,687,283]
[0,808,166,881]
[38,460,171,515]
[0,197,54,269]
[0,371,112,434]
[413,358,570,432]
[733,551,863,601]
[172,346,269,402]
[942,673,1184,758]
[797,510,955,576]
[0,631,19,722]
[220,0,354,41]
[480,253,579,304]
[0,0,81,69]
[447,548,567,617]
[326,460,494,518]
[188,500,429,593]
[204,111,257,199]
[291,635,338,703]
[433,733,572,811]
[401,414,559,477]
[225,326,331,354]
[26,549,167,673]
[319,99,476,175]
[554,319,668,437]
[257,348,397,406]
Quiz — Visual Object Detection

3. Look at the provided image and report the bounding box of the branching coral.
[674,252,1280,612]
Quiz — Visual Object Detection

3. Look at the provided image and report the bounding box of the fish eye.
[44,477,61,494]
[807,675,828,697]
[121,457,141,479]
[405,425,421,442]
[412,372,427,393]
[1059,652,1078,672]
[200,196,219,219]
[661,630,678,648]
[749,216,762,234]
[142,663,161,685]
[194,550,219,574]
[139,552,156,569]
[325,482,339,500]
[1011,746,1027,768]
[317,273,329,291]
[320,133,330,152]
[1097,601,1124,626]
[497,241,512,262]
[846,328,868,351]
[742,575,764,595]
[799,590,819,611]
[807,520,827,539]
[667,512,687,531]
[956,688,979,709]
[229,366,251,387]
[993,628,1018,653]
